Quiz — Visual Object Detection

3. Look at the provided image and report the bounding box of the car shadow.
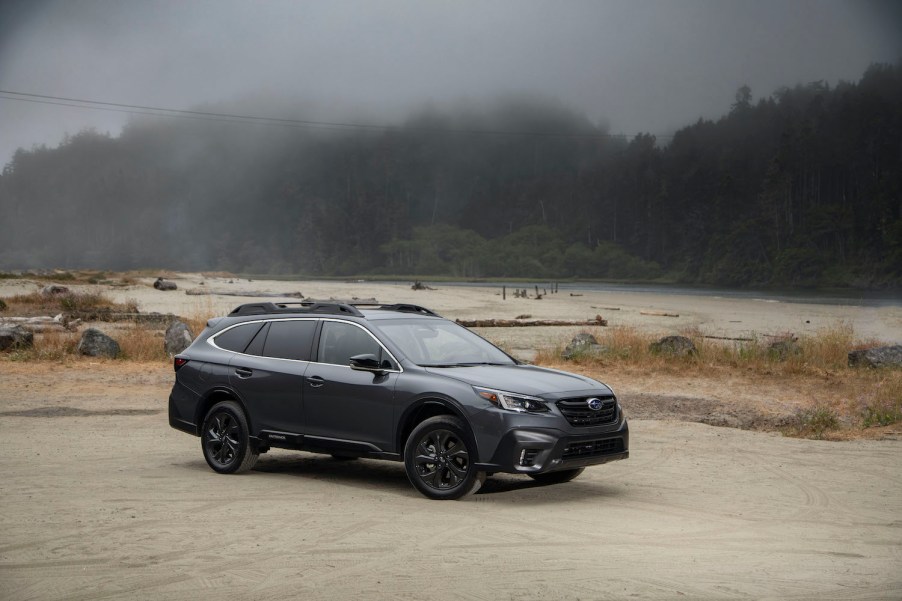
[174,454,623,502]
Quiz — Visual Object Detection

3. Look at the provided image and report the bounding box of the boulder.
[40,284,69,296]
[848,345,902,368]
[153,277,177,291]
[0,325,34,351]
[562,332,606,359]
[164,321,194,356]
[649,335,697,356]
[77,328,121,358]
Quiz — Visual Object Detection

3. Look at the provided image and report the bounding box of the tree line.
[1,62,899,287]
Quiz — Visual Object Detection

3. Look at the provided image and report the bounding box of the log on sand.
[457,315,607,327]
[0,314,81,331]
[185,289,304,298]
[640,310,680,317]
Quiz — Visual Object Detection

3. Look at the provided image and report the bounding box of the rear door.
[227,319,316,435]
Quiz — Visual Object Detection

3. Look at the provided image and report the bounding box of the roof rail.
[370,303,441,317]
[229,301,364,317]
[228,301,439,318]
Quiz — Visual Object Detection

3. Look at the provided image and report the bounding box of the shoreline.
[2,272,899,346]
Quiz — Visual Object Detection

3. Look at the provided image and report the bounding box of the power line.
[0,89,672,140]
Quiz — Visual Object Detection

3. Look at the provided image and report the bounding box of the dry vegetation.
[535,324,902,438]
[0,289,137,316]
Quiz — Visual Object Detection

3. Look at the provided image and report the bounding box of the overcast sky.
[1,0,899,167]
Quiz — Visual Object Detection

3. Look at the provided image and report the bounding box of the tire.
[201,401,259,474]
[404,415,485,500]
[527,467,584,484]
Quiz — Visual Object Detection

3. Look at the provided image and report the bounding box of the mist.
[1,0,900,165]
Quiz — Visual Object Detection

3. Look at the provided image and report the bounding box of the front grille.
[556,396,618,427]
[562,437,624,460]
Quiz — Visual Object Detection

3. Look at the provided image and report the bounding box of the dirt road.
[1,363,900,600]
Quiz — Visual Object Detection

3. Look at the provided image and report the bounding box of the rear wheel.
[527,467,584,484]
[404,415,485,500]
[201,401,258,474]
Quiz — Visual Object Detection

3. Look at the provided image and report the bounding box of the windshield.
[373,319,515,367]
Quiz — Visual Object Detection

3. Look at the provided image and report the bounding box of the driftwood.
[640,310,680,317]
[185,289,304,298]
[457,315,607,328]
[64,310,178,324]
[0,314,81,331]
[153,278,178,291]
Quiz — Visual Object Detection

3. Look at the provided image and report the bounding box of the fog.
[1,0,899,166]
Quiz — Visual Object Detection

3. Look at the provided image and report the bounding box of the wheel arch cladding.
[398,398,469,454]
[195,388,251,435]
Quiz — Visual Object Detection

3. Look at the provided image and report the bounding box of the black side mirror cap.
[350,353,386,373]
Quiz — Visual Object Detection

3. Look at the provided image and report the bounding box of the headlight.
[474,386,549,413]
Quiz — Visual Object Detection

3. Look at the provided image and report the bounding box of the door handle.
[307,375,325,388]
[235,367,253,378]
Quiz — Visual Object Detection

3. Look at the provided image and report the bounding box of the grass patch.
[1,289,123,315]
[118,324,169,361]
[784,405,841,439]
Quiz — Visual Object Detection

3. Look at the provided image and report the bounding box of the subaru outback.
[168,302,628,499]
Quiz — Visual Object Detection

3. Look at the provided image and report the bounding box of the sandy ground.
[2,276,901,598]
[0,362,900,600]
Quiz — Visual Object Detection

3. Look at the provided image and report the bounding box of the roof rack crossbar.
[229,301,364,317]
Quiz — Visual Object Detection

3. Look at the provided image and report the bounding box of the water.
[408,280,902,308]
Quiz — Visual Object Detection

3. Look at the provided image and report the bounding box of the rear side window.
[213,322,264,353]
[262,320,317,361]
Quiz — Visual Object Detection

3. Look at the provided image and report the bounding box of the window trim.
[208,317,402,373]
[310,318,403,373]
[208,318,317,363]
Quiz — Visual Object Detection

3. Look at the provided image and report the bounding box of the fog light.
[519,448,540,466]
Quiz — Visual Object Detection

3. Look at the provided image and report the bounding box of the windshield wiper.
[420,362,511,368]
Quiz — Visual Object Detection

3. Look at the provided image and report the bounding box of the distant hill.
[1,63,899,288]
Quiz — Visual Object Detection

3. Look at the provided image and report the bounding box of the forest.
[1,63,899,288]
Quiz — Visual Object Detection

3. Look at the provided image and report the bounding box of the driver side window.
[318,321,386,367]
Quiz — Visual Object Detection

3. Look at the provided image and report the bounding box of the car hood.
[423,364,612,398]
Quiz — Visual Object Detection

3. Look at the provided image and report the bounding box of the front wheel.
[404,415,485,500]
[201,401,258,474]
[527,467,584,484]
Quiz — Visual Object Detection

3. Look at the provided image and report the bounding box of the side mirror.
[350,353,386,374]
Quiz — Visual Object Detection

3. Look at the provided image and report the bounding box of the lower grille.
[556,396,618,427]
[562,437,624,460]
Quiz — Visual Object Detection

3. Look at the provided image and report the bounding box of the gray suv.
[168,302,628,499]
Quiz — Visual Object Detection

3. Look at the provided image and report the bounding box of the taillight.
[173,357,189,371]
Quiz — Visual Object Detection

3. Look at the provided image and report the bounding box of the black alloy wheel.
[201,401,259,474]
[404,415,485,500]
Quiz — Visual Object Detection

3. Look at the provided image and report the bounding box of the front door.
[303,320,398,450]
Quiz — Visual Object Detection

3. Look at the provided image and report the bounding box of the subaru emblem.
[587,397,603,411]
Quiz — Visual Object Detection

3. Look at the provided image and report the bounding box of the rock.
[164,321,194,356]
[77,328,121,358]
[0,325,34,351]
[848,345,902,368]
[40,284,69,296]
[768,339,802,360]
[562,332,606,359]
[153,277,177,291]
[649,335,697,356]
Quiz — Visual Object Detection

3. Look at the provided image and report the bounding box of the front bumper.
[474,418,629,474]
